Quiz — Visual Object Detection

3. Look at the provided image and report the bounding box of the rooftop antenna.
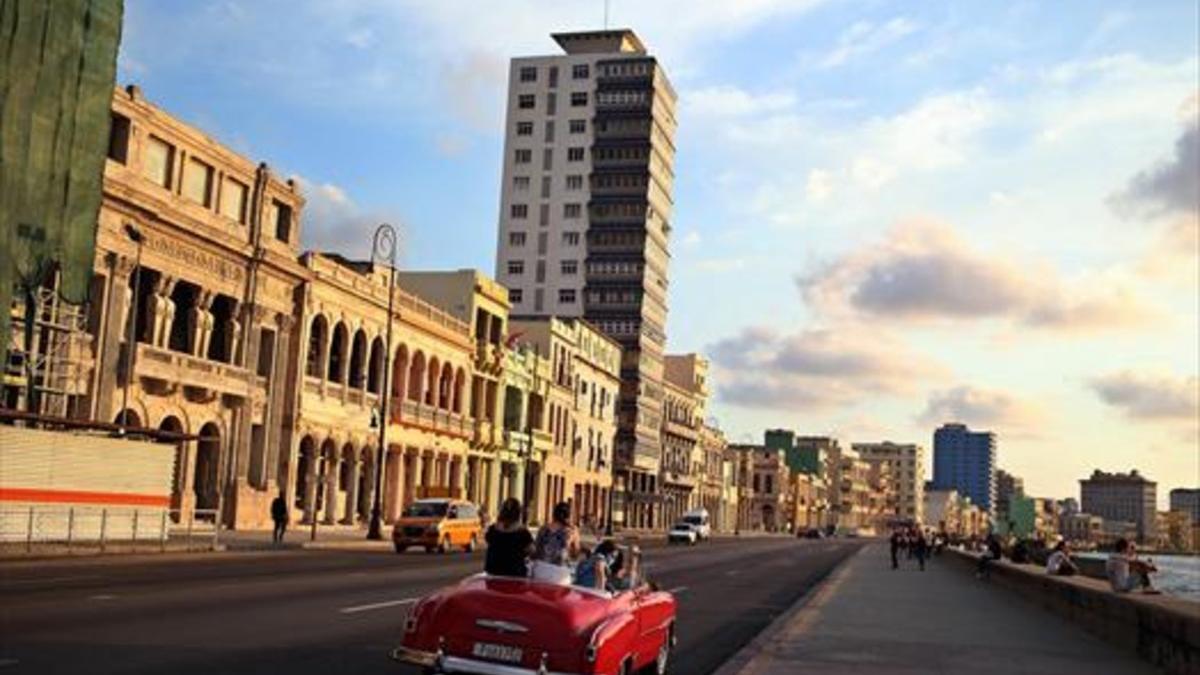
[604,0,610,29]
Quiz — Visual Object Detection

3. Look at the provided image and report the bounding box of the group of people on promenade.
[973,532,1159,594]
[483,497,639,592]
[889,526,940,571]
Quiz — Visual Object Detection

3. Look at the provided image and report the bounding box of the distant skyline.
[117,1,1198,507]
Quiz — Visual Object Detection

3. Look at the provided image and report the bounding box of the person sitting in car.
[530,501,580,584]
[484,498,533,578]
[574,539,618,590]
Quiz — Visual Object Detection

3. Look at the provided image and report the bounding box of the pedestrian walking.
[889,529,902,570]
[913,530,929,571]
[270,493,289,544]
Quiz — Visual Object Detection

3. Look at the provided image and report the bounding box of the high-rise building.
[854,442,926,525]
[793,435,835,477]
[995,469,1024,527]
[932,423,997,516]
[1080,469,1157,542]
[495,30,678,528]
[1169,488,1200,521]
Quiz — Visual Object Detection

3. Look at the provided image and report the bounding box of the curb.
[710,543,866,675]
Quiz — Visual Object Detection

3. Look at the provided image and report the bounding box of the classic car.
[391,552,676,674]
[393,499,483,554]
[666,523,697,545]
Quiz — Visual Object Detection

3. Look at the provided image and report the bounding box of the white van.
[681,508,711,540]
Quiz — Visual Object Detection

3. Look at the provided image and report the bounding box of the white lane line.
[89,594,117,601]
[2,575,99,587]
[339,597,418,614]
[666,585,688,595]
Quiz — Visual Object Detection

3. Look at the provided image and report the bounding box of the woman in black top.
[484,498,533,577]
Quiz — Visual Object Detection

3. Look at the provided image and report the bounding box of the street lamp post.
[119,224,144,430]
[367,223,397,541]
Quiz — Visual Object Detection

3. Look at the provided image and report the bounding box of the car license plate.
[472,642,523,664]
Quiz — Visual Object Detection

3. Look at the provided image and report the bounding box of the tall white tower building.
[494,30,678,528]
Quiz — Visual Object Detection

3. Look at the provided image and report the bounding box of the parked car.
[799,528,824,539]
[680,509,711,541]
[667,522,698,545]
[392,545,677,674]
[392,498,482,554]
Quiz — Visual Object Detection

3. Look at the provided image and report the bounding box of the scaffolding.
[3,278,92,419]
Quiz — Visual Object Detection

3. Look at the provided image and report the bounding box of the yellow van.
[392,498,482,554]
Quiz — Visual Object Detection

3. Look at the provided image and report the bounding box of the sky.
[117,0,1199,508]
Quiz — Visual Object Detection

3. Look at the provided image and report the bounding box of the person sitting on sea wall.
[1045,540,1078,576]
[1105,538,1160,594]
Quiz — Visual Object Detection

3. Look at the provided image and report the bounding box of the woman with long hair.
[484,498,533,578]
[530,501,581,584]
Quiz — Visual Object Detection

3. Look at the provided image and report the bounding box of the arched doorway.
[194,422,221,515]
[114,409,142,428]
[762,504,776,532]
[296,436,316,514]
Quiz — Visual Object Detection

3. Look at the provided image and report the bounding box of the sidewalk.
[720,542,1157,675]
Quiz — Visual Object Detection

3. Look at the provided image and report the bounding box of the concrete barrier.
[946,548,1200,675]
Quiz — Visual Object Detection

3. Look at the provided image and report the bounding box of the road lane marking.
[666,586,688,595]
[2,575,99,588]
[89,594,117,601]
[726,570,740,576]
[339,597,418,614]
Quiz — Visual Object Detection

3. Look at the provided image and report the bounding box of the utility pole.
[367,223,398,540]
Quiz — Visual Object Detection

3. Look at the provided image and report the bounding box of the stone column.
[513,460,526,505]
[302,452,318,524]
[322,456,338,524]
[189,291,215,357]
[342,456,359,525]
[412,451,425,501]
[94,254,136,421]
[451,458,466,499]
[487,458,501,517]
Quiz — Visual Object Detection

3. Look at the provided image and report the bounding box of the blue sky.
[118,1,1199,506]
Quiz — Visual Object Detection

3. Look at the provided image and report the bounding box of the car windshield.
[682,516,704,525]
[672,523,692,531]
[403,502,448,518]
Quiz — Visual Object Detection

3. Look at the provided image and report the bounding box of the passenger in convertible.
[530,501,580,584]
[574,539,618,590]
[484,498,533,578]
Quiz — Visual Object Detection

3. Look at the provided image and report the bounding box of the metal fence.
[0,505,220,555]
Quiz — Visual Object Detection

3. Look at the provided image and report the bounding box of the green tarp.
[1,0,123,366]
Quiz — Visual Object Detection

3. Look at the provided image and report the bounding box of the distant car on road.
[799,528,824,539]
[392,498,482,554]
[680,508,711,541]
[393,545,677,674]
[667,522,699,545]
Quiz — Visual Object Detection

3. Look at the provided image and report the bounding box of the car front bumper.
[390,645,581,675]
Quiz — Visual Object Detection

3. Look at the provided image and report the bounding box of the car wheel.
[424,546,435,553]
[464,534,477,553]
[394,543,407,554]
[649,625,674,675]
[438,536,450,554]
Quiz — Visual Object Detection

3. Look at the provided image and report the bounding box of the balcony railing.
[392,399,469,436]
[135,343,255,399]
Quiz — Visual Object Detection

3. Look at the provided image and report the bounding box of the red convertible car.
[391,564,677,674]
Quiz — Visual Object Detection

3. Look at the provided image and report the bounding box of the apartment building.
[1080,469,1157,543]
[932,423,997,516]
[494,30,679,528]
[510,316,620,528]
[660,354,708,528]
[854,441,925,526]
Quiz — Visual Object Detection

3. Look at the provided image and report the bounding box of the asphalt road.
[0,536,864,674]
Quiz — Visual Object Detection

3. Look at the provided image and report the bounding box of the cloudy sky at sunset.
[118,0,1198,506]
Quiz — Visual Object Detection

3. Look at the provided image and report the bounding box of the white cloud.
[818,17,919,69]
[684,85,796,119]
[917,385,1046,434]
[681,231,703,247]
[294,176,404,260]
[805,169,833,203]
[1090,371,1199,422]
[797,219,1160,332]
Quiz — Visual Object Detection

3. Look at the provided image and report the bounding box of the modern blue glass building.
[932,423,997,516]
